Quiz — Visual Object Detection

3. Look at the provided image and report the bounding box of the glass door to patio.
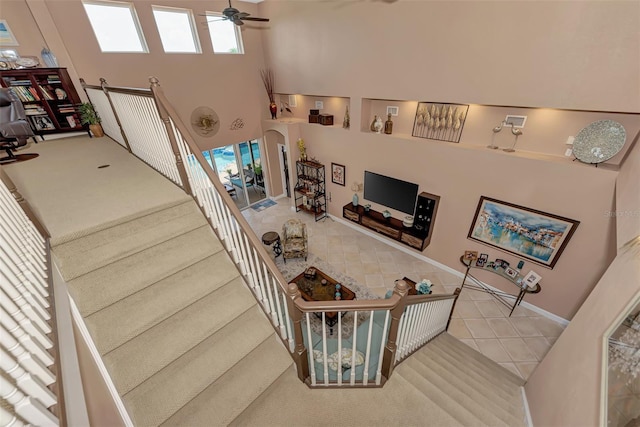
[204,140,266,210]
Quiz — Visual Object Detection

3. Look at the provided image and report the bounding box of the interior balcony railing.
[0,168,67,426]
[80,77,461,388]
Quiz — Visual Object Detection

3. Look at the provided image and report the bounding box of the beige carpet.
[2,135,190,245]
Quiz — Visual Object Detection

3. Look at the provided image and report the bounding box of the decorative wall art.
[0,20,19,46]
[331,163,345,186]
[468,196,579,269]
[572,120,626,165]
[229,118,244,130]
[412,102,468,143]
[190,107,220,137]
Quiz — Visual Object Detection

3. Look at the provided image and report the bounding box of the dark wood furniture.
[343,191,440,251]
[295,160,326,221]
[261,231,282,258]
[459,255,542,316]
[0,68,88,139]
[292,267,355,327]
[398,277,432,296]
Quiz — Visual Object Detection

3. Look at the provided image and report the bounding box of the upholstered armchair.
[282,218,308,263]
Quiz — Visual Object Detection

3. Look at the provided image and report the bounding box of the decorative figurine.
[374,116,384,134]
[384,113,393,135]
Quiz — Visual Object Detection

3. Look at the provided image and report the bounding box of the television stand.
[342,191,439,251]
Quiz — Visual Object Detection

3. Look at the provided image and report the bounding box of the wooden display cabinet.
[0,67,88,138]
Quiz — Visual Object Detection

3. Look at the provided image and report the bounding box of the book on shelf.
[37,84,54,100]
[9,86,37,102]
[24,105,47,115]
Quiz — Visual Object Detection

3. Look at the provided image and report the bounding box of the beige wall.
[616,137,640,248]
[261,1,639,113]
[525,237,640,426]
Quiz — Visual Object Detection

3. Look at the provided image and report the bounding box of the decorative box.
[310,109,320,115]
[318,114,334,126]
[304,267,317,279]
[309,114,320,124]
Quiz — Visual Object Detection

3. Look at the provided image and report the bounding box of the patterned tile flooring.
[242,198,566,380]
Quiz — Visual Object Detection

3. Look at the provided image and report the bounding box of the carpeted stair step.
[123,306,277,426]
[438,332,525,387]
[53,199,206,280]
[426,334,523,405]
[418,339,524,418]
[85,251,239,355]
[103,277,256,395]
[66,225,223,317]
[404,351,514,426]
[160,335,292,427]
[395,360,498,426]
[231,361,464,427]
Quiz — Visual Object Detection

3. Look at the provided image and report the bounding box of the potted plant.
[78,102,104,137]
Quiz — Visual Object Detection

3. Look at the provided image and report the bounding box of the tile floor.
[242,198,567,380]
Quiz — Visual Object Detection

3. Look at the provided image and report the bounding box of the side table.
[261,231,282,258]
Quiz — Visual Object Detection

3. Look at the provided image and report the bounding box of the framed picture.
[31,116,55,130]
[331,162,345,186]
[463,250,478,262]
[504,266,518,279]
[0,21,19,47]
[468,196,579,269]
[523,270,542,289]
[475,253,489,267]
[494,258,508,269]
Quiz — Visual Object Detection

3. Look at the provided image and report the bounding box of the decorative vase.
[269,102,277,119]
[41,47,58,67]
[384,113,393,135]
[352,193,359,207]
[374,116,384,134]
[370,115,378,132]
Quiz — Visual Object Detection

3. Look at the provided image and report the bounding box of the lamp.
[488,120,523,152]
[351,182,363,207]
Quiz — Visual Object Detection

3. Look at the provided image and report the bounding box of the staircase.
[52,198,292,426]
[232,333,527,427]
[52,197,527,427]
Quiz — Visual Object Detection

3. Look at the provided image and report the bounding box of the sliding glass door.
[204,139,266,209]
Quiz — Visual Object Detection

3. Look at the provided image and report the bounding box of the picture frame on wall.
[331,162,345,186]
[0,20,19,47]
[468,196,580,269]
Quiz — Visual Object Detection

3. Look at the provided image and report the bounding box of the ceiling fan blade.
[241,17,270,22]
[236,12,249,19]
[232,18,244,26]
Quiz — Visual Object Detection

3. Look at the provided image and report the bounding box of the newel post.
[99,77,132,153]
[149,77,192,196]
[381,280,409,380]
[286,283,309,383]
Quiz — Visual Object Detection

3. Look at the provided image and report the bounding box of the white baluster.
[0,375,58,426]
[0,405,26,427]
[337,311,342,386]
[0,264,51,334]
[321,313,329,385]
[0,347,56,407]
[350,312,358,385]
[305,313,316,386]
[375,310,390,385]
[362,310,374,386]
[0,305,53,366]
[0,324,55,385]
[0,287,52,350]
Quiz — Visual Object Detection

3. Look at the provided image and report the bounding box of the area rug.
[277,254,378,338]
[251,198,276,212]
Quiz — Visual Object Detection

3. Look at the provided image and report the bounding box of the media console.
[342,192,440,251]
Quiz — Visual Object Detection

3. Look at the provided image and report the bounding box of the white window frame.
[151,5,202,54]
[82,0,148,53]
[205,12,244,55]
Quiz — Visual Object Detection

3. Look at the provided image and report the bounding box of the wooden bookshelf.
[0,67,89,138]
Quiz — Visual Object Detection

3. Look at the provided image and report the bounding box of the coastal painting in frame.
[468,196,579,269]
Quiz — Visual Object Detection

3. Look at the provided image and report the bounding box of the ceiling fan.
[206,0,270,26]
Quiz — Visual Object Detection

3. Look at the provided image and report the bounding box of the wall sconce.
[488,120,524,152]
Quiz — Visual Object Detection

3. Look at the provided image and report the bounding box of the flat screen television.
[363,171,419,215]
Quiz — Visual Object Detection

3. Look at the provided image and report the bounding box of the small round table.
[261,231,282,258]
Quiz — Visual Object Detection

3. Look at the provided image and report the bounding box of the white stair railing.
[83,85,127,148]
[0,176,59,425]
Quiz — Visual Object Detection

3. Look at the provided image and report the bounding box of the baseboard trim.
[521,386,534,427]
[69,297,134,427]
[330,214,570,326]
